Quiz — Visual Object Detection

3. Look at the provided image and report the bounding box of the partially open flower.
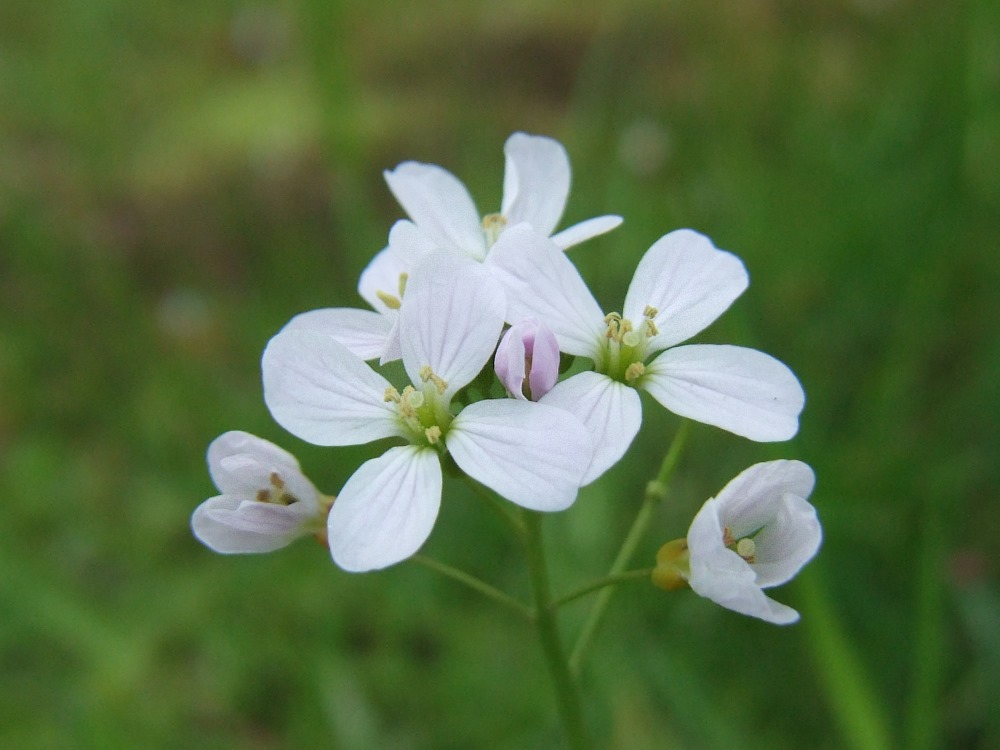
[494,319,560,401]
[654,460,821,624]
[191,431,332,554]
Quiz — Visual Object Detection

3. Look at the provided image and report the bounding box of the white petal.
[327,446,442,572]
[281,308,392,361]
[485,224,605,358]
[550,215,624,249]
[623,229,748,350]
[713,459,816,534]
[207,431,304,496]
[358,246,408,315]
[448,400,593,511]
[386,219,440,266]
[399,253,506,398]
[643,345,804,441]
[191,495,318,554]
[501,132,570,237]
[687,498,800,624]
[262,330,403,446]
[384,161,487,259]
[751,492,822,588]
[538,372,642,484]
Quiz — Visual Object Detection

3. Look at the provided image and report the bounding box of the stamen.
[376,290,402,310]
[419,365,448,395]
[397,272,408,298]
[482,213,508,247]
[722,527,735,546]
[425,425,442,444]
[624,362,646,382]
[384,386,401,403]
[268,472,285,490]
[256,489,271,503]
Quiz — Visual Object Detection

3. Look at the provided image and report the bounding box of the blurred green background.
[2,0,999,747]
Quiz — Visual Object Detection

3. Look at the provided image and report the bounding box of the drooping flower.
[262,252,594,572]
[487,225,806,482]
[384,131,623,261]
[653,460,822,624]
[494,318,560,401]
[191,431,331,554]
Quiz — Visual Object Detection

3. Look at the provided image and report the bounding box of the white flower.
[384,131,623,262]
[262,252,594,572]
[494,318,560,401]
[191,431,329,554]
[487,225,806,482]
[685,460,822,624]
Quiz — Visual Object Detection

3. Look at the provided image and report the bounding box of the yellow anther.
[482,213,508,247]
[384,386,401,403]
[419,365,448,395]
[722,527,735,546]
[376,290,402,310]
[269,472,285,490]
[644,318,659,337]
[625,362,646,382]
[425,425,442,444]
[397,272,408,298]
[643,305,659,319]
[256,489,271,503]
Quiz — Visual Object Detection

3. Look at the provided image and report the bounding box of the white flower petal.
[486,225,605,358]
[538,372,642,484]
[191,495,318,554]
[262,330,403,446]
[207,431,305,497]
[643,345,804,442]
[501,132,570,237]
[399,253,506,398]
[550,215,624,250]
[386,219,440,267]
[623,229,749,350]
[448,400,593,511]
[358,245,409,315]
[752,492,822,588]
[281,308,392,361]
[384,161,486,259]
[713,459,816,535]
[327,446,442,572]
[687,497,800,624]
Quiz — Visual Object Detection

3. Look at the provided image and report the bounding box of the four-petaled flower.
[488,225,806,483]
[191,431,331,554]
[678,460,822,624]
[261,252,594,572]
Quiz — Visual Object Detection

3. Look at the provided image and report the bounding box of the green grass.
[2,0,999,747]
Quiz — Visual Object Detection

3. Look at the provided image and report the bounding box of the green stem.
[551,569,654,610]
[522,510,590,750]
[411,555,533,621]
[568,420,689,676]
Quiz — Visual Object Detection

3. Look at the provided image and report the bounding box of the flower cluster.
[191,131,821,623]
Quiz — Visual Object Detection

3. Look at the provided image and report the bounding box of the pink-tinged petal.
[550,215,624,250]
[358,245,409,315]
[493,323,528,400]
[207,431,305,497]
[501,132,570,237]
[623,229,749,350]
[686,497,800,624]
[384,161,486,259]
[448,400,593,511]
[643,345,804,442]
[191,495,320,554]
[399,253,506,398]
[494,319,560,401]
[539,372,642,484]
[327,446,442,572]
[486,225,605,358]
[262,330,403,446]
[281,308,392,361]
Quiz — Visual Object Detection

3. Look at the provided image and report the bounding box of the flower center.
[723,526,759,564]
[384,366,453,446]
[482,213,508,248]
[255,472,299,505]
[596,306,659,384]
[375,271,409,310]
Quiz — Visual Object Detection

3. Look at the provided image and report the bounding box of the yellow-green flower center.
[595,306,659,384]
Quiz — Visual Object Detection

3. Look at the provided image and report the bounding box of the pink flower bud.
[494,319,560,401]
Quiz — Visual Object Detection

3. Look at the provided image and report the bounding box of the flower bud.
[494,319,560,401]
